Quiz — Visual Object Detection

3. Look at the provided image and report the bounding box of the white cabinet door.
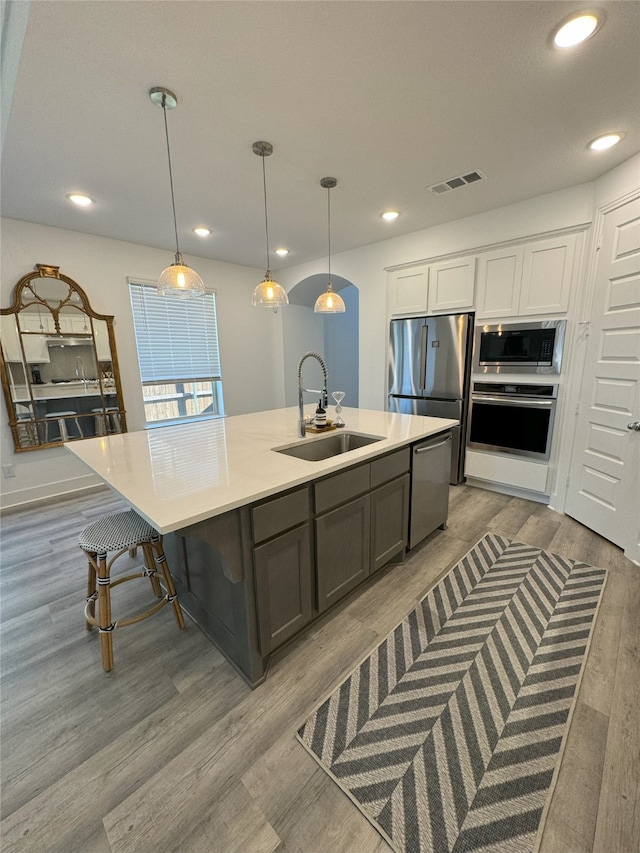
[94,320,112,361]
[389,267,429,315]
[565,197,640,563]
[1,315,22,362]
[15,317,50,363]
[427,257,476,313]
[476,246,523,319]
[519,234,576,315]
[22,335,50,364]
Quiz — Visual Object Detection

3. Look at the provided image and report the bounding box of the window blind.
[129,283,221,383]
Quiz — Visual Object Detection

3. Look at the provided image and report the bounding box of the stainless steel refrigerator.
[388,312,473,484]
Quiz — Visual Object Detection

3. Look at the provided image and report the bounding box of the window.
[129,281,224,425]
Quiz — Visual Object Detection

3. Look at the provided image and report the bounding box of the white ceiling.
[2,1,639,272]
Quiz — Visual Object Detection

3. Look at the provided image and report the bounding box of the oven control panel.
[472,382,558,398]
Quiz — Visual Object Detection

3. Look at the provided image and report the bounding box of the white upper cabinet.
[519,234,576,315]
[93,320,112,361]
[427,257,476,313]
[389,266,429,315]
[476,233,577,319]
[476,247,523,318]
[389,257,476,316]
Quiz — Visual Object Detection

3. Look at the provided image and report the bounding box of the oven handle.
[471,395,555,408]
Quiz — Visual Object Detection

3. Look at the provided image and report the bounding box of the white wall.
[0,218,285,506]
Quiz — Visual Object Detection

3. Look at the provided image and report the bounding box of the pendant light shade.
[315,177,346,314]
[157,253,205,297]
[252,141,288,309]
[150,87,205,298]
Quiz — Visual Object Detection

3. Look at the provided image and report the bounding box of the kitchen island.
[67,407,457,685]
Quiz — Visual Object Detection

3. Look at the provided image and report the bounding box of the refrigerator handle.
[419,323,428,392]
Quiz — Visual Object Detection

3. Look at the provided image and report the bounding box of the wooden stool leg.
[86,553,97,630]
[151,536,185,630]
[141,543,162,597]
[96,551,115,672]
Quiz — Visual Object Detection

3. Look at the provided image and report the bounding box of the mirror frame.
[1,263,127,451]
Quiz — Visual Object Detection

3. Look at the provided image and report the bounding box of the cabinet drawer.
[252,486,310,544]
[314,463,370,514]
[370,448,410,488]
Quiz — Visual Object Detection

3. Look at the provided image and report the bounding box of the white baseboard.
[0,474,105,512]
[464,476,550,505]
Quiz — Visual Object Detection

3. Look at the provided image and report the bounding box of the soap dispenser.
[314,398,327,429]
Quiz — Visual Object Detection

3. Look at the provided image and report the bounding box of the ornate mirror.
[0,264,127,451]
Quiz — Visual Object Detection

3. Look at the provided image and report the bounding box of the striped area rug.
[297,532,607,853]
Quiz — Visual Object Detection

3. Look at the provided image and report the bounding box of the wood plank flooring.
[1,485,637,853]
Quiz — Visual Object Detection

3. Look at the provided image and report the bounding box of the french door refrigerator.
[388,312,474,484]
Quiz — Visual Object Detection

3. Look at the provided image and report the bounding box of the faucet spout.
[297,351,328,436]
[75,356,88,393]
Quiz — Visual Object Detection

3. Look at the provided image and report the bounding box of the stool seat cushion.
[79,510,158,553]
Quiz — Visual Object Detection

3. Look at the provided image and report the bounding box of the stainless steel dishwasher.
[409,431,452,549]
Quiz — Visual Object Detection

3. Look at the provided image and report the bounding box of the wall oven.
[468,382,558,461]
[474,319,566,374]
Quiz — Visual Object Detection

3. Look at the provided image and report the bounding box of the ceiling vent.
[428,170,486,195]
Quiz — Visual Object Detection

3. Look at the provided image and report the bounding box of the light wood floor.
[1,485,637,853]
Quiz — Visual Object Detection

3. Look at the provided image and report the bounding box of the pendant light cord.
[161,94,181,259]
[327,185,332,282]
[262,153,270,273]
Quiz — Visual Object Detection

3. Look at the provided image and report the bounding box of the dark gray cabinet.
[316,493,371,613]
[314,447,410,612]
[251,486,312,655]
[254,523,312,653]
[164,446,422,687]
[371,473,410,573]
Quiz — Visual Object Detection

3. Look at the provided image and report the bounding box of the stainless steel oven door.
[467,392,557,461]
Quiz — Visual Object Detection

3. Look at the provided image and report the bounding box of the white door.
[565,195,640,564]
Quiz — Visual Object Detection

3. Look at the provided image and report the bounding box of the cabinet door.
[22,334,50,364]
[476,246,523,319]
[428,257,476,313]
[254,524,312,654]
[389,267,429,315]
[0,316,22,362]
[93,320,112,361]
[316,494,370,613]
[519,234,576,315]
[370,474,409,573]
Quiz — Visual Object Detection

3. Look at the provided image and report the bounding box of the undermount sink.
[274,431,384,462]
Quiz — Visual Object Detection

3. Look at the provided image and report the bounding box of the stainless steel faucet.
[297,351,328,436]
[75,356,87,391]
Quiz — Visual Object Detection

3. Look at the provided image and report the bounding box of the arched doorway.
[283,274,359,413]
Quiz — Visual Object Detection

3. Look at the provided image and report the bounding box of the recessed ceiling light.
[588,132,624,151]
[552,12,601,48]
[193,227,211,236]
[381,211,400,221]
[67,193,94,207]
[275,248,289,256]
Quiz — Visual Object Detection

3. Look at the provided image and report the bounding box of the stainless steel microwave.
[473,319,566,374]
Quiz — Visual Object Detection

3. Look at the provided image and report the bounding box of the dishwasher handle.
[414,434,452,454]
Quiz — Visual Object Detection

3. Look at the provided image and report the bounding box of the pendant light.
[315,177,346,314]
[251,141,289,309]
[150,87,205,297]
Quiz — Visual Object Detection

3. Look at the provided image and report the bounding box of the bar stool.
[91,407,122,435]
[79,509,185,672]
[15,404,38,447]
[45,410,83,442]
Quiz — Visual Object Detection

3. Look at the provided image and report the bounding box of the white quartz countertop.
[12,381,113,402]
[65,407,458,534]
